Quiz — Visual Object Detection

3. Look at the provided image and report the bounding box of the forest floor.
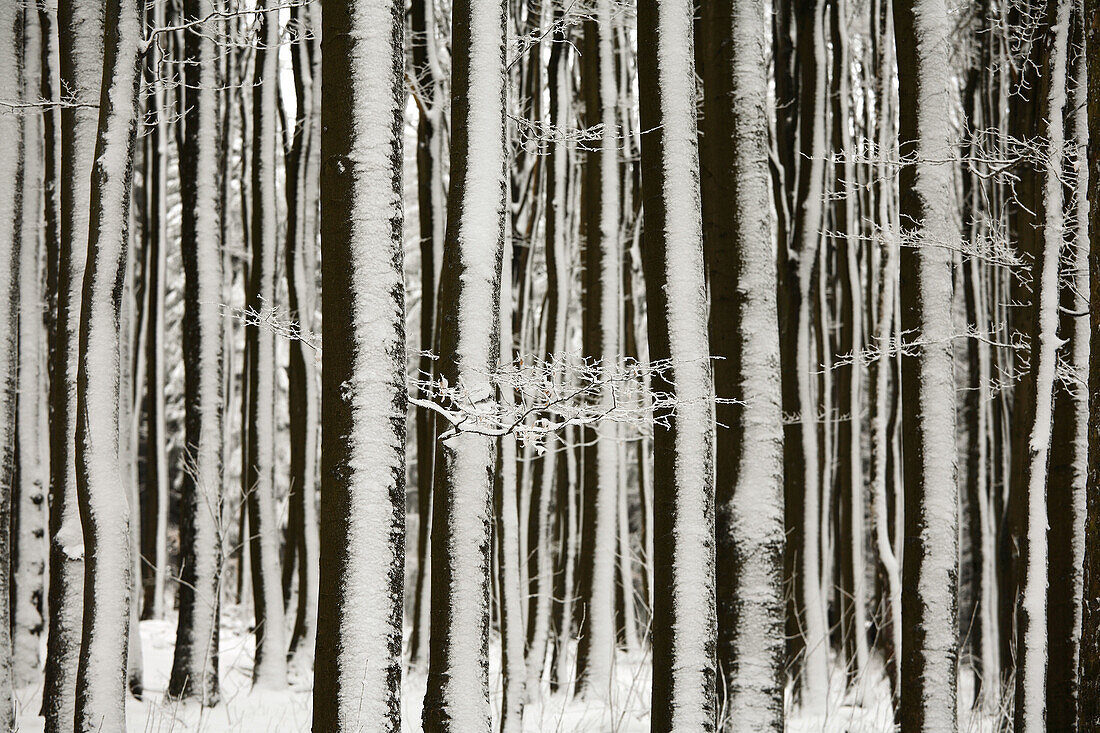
[13,607,999,732]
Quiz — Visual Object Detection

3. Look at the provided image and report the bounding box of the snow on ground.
[14,606,999,731]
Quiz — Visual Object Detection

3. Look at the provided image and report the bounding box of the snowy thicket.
[3,0,1099,732]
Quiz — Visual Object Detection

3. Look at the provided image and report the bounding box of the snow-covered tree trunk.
[0,3,22,726]
[72,0,142,726]
[700,0,784,726]
[141,0,171,616]
[524,10,570,695]
[284,0,320,674]
[245,0,288,689]
[312,0,406,728]
[421,0,507,726]
[829,0,868,683]
[408,0,447,672]
[869,3,904,703]
[870,219,902,705]
[575,0,621,697]
[775,1,830,709]
[119,218,142,699]
[44,0,101,727]
[637,0,717,729]
[496,226,525,730]
[13,2,48,691]
[1080,2,1100,727]
[892,0,960,728]
[1046,12,1088,726]
[1014,2,1070,729]
[168,0,224,705]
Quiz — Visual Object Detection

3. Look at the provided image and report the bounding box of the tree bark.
[1080,1,1100,727]
[1014,2,1071,729]
[44,1,101,727]
[775,0,830,709]
[168,0,225,704]
[408,0,447,673]
[524,3,571,697]
[0,3,22,726]
[245,0,288,689]
[700,0,785,726]
[312,0,406,727]
[72,0,143,725]
[575,0,621,697]
[893,0,961,729]
[1046,8,1088,725]
[421,0,507,726]
[638,0,717,729]
[283,0,320,674]
[13,1,48,692]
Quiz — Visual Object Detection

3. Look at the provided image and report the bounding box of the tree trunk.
[13,2,48,691]
[1046,9,1088,726]
[496,227,526,730]
[168,0,224,704]
[312,0,406,727]
[72,0,142,725]
[141,0,171,617]
[1014,2,1070,729]
[245,0,288,689]
[700,0,785,726]
[893,0,960,728]
[524,7,571,696]
[575,0,621,697]
[637,0,717,728]
[0,3,22,725]
[829,0,869,684]
[421,0,507,726]
[283,0,320,674]
[44,1,102,727]
[408,0,446,673]
[1079,1,1100,728]
[776,0,830,709]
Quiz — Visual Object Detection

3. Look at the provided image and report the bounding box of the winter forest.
[5,0,1100,731]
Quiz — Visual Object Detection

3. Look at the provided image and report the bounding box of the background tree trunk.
[168,0,224,704]
[245,0,287,690]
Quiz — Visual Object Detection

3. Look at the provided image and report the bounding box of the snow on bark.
[575,0,621,697]
[169,0,224,705]
[526,16,571,695]
[45,0,102,728]
[700,0,785,726]
[312,0,407,729]
[637,0,717,729]
[1080,2,1100,727]
[14,3,48,690]
[421,0,507,727]
[893,0,960,729]
[245,0,288,690]
[829,0,868,682]
[1014,1,1070,729]
[284,0,321,675]
[497,226,526,731]
[72,0,142,727]
[408,0,446,672]
[776,2,830,709]
[0,3,22,726]
[1045,27,1088,727]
